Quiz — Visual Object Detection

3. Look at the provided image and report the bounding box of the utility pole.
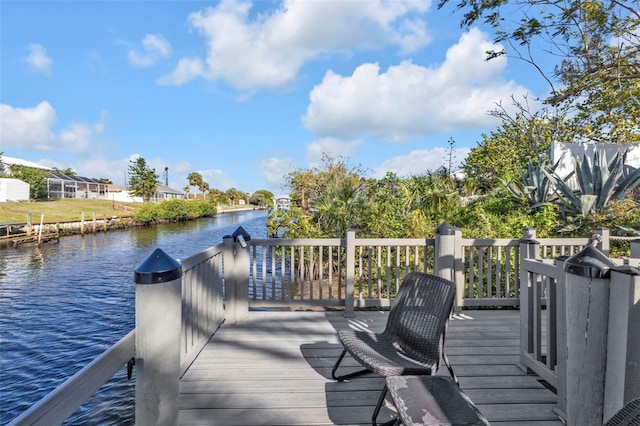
[164,167,169,186]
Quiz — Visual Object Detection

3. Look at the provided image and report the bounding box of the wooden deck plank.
[179,310,561,426]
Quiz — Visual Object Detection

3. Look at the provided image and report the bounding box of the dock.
[0,223,59,247]
[178,309,561,425]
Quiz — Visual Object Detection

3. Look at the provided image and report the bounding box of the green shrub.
[133,199,216,224]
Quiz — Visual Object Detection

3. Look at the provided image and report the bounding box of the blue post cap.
[134,248,182,284]
[564,245,616,279]
[231,226,251,241]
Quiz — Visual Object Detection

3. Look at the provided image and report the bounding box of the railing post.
[595,227,610,256]
[134,248,182,426]
[631,239,640,262]
[519,230,539,368]
[563,246,616,426]
[434,221,459,310]
[223,227,250,324]
[553,256,570,421]
[603,266,640,422]
[344,229,355,317]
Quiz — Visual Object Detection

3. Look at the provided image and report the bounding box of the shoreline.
[0,205,267,248]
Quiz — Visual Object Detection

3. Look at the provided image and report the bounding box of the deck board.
[179,310,562,425]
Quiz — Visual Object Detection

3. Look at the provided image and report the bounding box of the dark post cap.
[436,221,455,235]
[134,248,182,284]
[231,226,251,241]
[564,245,616,279]
[612,265,640,276]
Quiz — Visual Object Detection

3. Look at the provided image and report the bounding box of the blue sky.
[1,0,549,195]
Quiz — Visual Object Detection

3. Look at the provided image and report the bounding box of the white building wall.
[109,190,144,203]
[0,178,30,202]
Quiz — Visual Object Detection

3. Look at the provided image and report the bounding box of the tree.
[463,114,553,192]
[250,189,275,207]
[208,188,229,205]
[127,157,158,202]
[92,177,113,184]
[312,180,369,237]
[287,154,364,211]
[199,181,210,196]
[225,187,243,205]
[53,167,76,176]
[187,172,208,196]
[9,165,50,199]
[401,170,460,222]
[439,0,640,142]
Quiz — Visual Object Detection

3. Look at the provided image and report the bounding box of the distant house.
[154,185,184,201]
[1,156,110,200]
[46,171,108,200]
[107,184,184,203]
[107,184,143,203]
[1,156,52,173]
[275,195,291,212]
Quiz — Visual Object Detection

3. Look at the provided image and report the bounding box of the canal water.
[0,210,268,425]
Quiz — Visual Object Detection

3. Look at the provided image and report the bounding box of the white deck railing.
[9,222,639,425]
[519,238,640,423]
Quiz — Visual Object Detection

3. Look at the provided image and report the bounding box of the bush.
[133,199,216,224]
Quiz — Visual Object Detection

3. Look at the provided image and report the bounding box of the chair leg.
[331,348,370,381]
[443,352,459,386]
[372,384,397,426]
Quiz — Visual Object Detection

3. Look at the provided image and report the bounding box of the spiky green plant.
[505,156,558,212]
[553,150,640,218]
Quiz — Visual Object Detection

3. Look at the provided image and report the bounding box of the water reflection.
[0,210,267,424]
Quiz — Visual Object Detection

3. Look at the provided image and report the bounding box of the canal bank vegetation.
[0,199,221,227]
[132,199,216,224]
[269,150,639,257]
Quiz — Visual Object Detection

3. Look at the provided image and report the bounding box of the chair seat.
[386,376,490,426]
[338,329,438,377]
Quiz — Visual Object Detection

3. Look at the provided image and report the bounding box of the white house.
[0,178,30,202]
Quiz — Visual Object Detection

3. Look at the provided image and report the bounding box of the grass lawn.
[0,199,137,223]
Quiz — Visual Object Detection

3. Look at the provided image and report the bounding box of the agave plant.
[553,150,640,218]
[505,156,558,212]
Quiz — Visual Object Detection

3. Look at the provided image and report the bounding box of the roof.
[107,184,126,192]
[157,185,183,195]
[1,156,52,170]
[48,171,102,183]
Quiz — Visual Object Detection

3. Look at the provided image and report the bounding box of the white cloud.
[306,138,363,163]
[257,157,296,192]
[128,34,172,68]
[372,147,470,178]
[58,121,105,152]
[0,102,57,149]
[23,44,53,76]
[157,57,204,85]
[199,168,238,191]
[159,0,432,89]
[0,102,104,153]
[302,28,532,142]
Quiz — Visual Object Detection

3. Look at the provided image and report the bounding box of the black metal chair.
[605,398,640,426]
[331,271,457,426]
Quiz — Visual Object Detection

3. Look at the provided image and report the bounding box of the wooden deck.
[178,310,562,426]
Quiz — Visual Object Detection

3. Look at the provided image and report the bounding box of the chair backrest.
[385,272,456,367]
